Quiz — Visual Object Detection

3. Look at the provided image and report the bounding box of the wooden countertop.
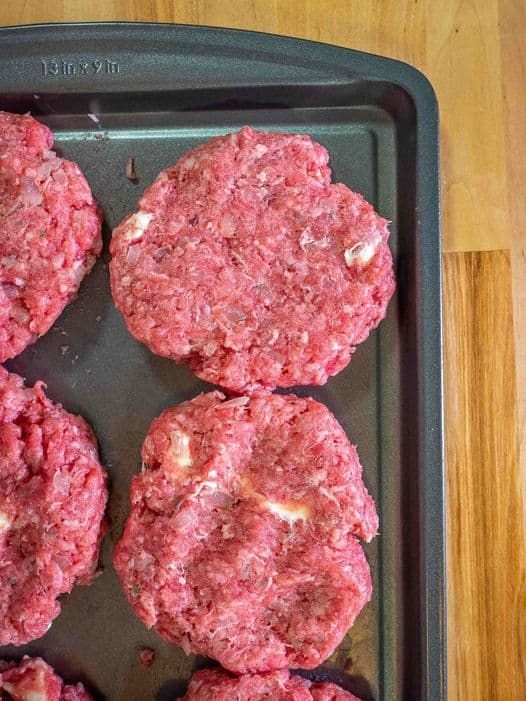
[1,1,524,699]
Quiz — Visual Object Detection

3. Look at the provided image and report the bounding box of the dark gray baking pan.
[0,23,443,701]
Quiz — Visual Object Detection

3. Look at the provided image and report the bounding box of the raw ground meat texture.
[178,668,360,701]
[114,391,377,673]
[0,657,92,701]
[110,126,395,393]
[0,367,108,646]
[0,111,102,362]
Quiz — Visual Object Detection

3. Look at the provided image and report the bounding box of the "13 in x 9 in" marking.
[40,58,120,77]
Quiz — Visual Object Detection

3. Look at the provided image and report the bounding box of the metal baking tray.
[0,23,443,701]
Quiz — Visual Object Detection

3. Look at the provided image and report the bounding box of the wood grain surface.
[500,0,526,514]
[444,251,525,699]
[0,1,524,699]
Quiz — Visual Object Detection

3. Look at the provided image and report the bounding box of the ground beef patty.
[110,127,394,393]
[179,669,360,701]
[0,657,92,701]
[0,367,108,646]
[114,391,377,673]
[0,111,102,362]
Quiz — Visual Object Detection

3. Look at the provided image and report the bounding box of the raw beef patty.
[114,391,377,673]
[0,367,108,646]
[0,111,102,361]
[179,668,360,701]
[110,126,394,393]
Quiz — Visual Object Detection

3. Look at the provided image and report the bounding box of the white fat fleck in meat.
[167,430,192,470]
[190,481,220,499]
[222,523,235,539]
[327,336,345,352]
[1,256,17,268]
[299,230,316,250]
[0,510,11,532]
[344,237,380,266]
[267,329,280,346]
[219,396,250,409]
[71,259,87,285]
[262,499,311,524]
[2,685,47,701]
[23,693,47,701]
[121,211,153,242]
